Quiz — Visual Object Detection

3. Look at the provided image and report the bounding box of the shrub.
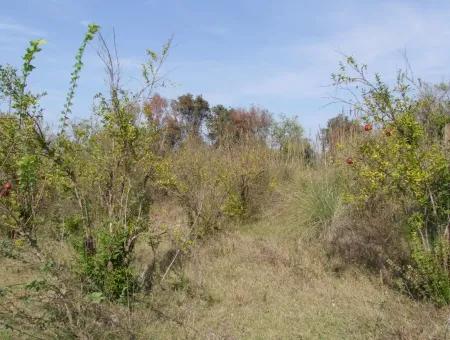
[75,225,138,300]
[395,213,450,305]
[58,37,173,300]
[328,197,409,270]
[332,57,450,304]
[168,139,274,237]
[0,25,175,304]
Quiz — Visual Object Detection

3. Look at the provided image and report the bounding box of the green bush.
[168,139,274,237]
[333,57,450,304]
[75,225,138,301]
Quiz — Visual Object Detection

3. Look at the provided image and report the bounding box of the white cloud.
[0,19,46,52]
[166,2,450,134]
[239,2,450,102]
[34,1,450,133]
[0,20,45,37]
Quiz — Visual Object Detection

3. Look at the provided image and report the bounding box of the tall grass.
[283,165,345,243]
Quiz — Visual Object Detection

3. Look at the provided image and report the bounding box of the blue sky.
[1,0,450,136]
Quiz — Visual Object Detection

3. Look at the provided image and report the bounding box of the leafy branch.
[60,23,100,132]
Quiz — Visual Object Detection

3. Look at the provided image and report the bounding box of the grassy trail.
[137,186,449,339]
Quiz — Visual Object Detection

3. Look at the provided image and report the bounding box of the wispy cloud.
[238,2,450,104]
[158,1,450,134]
[3,0,450,133]
[0,20,45,37]
[0,18,46,52]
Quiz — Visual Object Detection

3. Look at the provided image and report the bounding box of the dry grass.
[132,178,450,339]
[136,235,447,339]
[1,170,449,339]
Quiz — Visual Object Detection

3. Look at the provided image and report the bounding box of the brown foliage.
[144,93,168,125]
[327,197,409,271]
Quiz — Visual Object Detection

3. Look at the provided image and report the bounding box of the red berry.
[0,182,12,198]
[364,123,372,132]
[346,157,353,165]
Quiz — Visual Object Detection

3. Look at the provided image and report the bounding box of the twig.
[0,318,46,340]
[160,248,181,282]
[149,306,200,336]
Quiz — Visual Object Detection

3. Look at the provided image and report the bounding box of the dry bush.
[0,251,136,339]
[327,197,410,272]
[167,138,274,237]
[289,161,409,276]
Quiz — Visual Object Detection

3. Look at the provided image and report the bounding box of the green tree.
[271,115,313,161]
[320,113,359,153]
[206,105,272,145]
[172,93,210,138]
[206,104,232,145]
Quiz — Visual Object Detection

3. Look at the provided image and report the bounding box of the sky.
[1,0,450,137]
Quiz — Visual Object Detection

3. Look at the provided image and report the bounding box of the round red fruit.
[346,157,353,165]
[364,123,372,132]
